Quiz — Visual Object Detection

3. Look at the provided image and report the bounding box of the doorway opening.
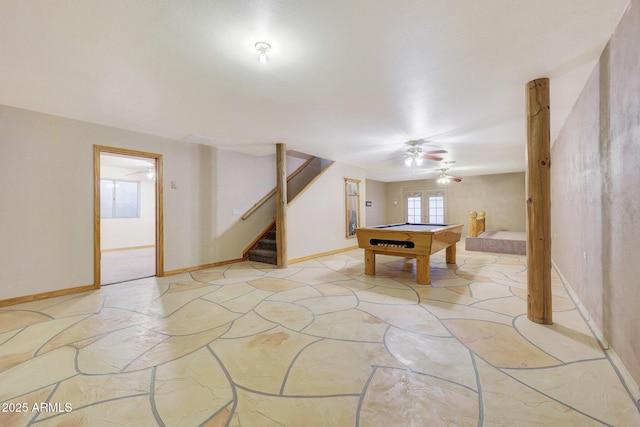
[93,146,164,287]
[403,189,447,224]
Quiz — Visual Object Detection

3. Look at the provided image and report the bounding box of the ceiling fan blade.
[447,175,463,182]
[422,154,444,161]
[424,149,448,155]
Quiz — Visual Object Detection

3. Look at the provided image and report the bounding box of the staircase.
[243,153,335,266]
[248,229,277,265]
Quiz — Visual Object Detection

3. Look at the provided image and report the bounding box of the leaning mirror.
[345,178,361,238]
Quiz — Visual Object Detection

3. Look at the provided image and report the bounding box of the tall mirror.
[345,178,361,238]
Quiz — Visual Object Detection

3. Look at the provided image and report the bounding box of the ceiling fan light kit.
[403,140,448,169]
[436,168,462,184]
[126,164,156,180]
[404,143,424,167]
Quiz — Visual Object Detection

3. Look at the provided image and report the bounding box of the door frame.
[402,187,448,223]
[93,145,164,288]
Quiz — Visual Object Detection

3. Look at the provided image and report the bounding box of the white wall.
[100,165,156,250]
[288,162,366,260]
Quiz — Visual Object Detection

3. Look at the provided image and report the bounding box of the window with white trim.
[407,195,422,223]
[404,189,446,223]
[428,194,445,223]
[100,179,141,218]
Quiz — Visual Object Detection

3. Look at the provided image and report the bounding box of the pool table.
[355,223,464,285]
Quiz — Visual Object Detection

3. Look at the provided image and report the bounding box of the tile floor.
[101,247,156,285]
[1,245,639,426]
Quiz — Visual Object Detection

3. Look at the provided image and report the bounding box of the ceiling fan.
[126,164,156,179]
[436,168,462,183]
[404,140,447,167]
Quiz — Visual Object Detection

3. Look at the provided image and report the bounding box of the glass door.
[405,190,423,223]
[404,189,446,224]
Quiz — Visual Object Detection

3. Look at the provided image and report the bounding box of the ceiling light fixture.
[437,175,450,185]
[437,169,450,184]
[404,143,425,168]
[436,168,463,184]
[255,41,271,64]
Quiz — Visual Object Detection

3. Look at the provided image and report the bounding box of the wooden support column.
[276,143,287,268]
[526,78,552,324]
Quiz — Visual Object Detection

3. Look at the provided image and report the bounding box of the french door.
[404,189,446,224]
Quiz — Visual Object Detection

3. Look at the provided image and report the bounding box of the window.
[100,179,140,218]
[428,194,444,223]
[404,189,446,223]
[407,196,421,223]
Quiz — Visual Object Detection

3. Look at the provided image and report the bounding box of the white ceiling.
[0,1,630,182]
[100,153,154,171]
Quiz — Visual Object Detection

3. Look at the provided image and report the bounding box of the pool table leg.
[446,243,457,264]
[416,255,430,284]
[364,249,376,276]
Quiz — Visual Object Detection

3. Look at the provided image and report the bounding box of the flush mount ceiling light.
[254,41,271,64]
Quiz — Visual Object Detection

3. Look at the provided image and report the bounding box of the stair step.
[266,230,276,239]
[258,239,276,250]
[248,248,277,265]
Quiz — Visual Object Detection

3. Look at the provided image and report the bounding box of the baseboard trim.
[0,284,97,308]
[0,258,247,307]
[164,258,244,276]
[288,246,358,264]
[101,245,155,252]
[0,249,359,308]
[552,261,640,404]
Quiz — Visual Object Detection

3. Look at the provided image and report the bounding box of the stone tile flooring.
[101,247,156,285]
[1,246,639,426]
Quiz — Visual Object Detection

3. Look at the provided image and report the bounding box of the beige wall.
[384,172,525,235]
[0,105,279,300]
[0,103,364,302]
[551,0,640,386]
[288,162,366,260]
[364,179,387,226]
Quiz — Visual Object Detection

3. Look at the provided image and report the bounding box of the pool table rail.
[354,223,463,284]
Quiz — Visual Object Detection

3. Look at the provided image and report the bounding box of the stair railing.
[242,156,334,220]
